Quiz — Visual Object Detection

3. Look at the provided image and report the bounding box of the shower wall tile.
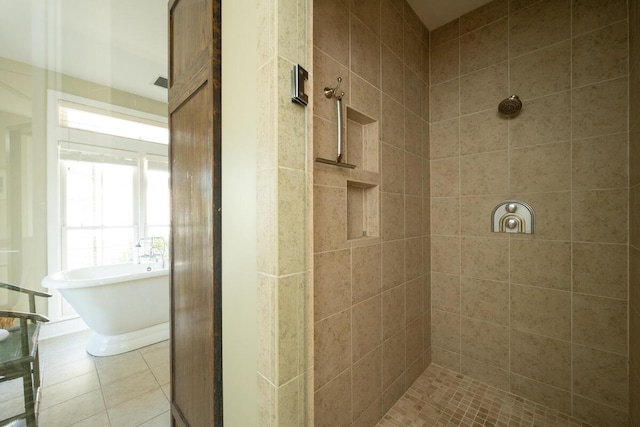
[460,62,508,115]
[382,47,404,103]
[430,80,460,123]
[403,22,422,74]
[572,77,629,139]
[431,236,460,275]
[430,39,459,85]
[431,309,461,353]
[352,244,382,304]
[459,110,507,155]
[459,194,509,238]
[314,310,352,389]
[510,330,571,390]
[510,142,571,193]
[430,158,459,197]
[572,189,628,244]
[460,317,509,368]
[352,296,382,361]
[573,243,628,299]
[314,0,350,66]
[314,185,348,253]
[351,74,381,121]
[460,277,509,325]
[381,95,405,149]
[573,294,628,355]
[572,344,628,410]
[381,192,405,240]
[510,285,571,340]
[572,396,629,427]
[508,0,571,58]
[461,356,510,391]
[382,331,406,388]
[352,348,382,422]
[509,41,571,100]
[351,0,380,36]
[405,153,423,196]
[314,250,352,321]
[381,373,406,414]
[459,0,507,35]
[509,192,571,241]
[460,237,509,282]
[510,240,572,290]
[405,237,424,279]
[572,21,629,88]
[510,373,571,414]
[431,272,461,313]
[351,18,381,88]
[430,119,459,160]
[381,143,405,193]
[460,150,508,196]
[509,91,571,147]
[380,0,404,56]
[406,277,424,325]
[431,197,460,236]
[382,240,405,290]
[572,133,629,190]
[430,19,459,47]
[405,197,424,238]
[314,370,352,427]
[572,0,628,37]
[432,347,461,372]
[404,67,423,116]
[460,19,508,75]
[404,111,423,156]
[406,317,424,365]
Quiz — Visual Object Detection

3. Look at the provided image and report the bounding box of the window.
[48,91,169,274]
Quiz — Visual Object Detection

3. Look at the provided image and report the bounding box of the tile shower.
[312,0,640,426]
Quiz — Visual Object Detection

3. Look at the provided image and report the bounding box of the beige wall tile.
[406,317,425,365]
[460,19,508,75]
[572,133,628,191]
[314,0,350,67]
[421,83,430,122]
[404,66,423,116]
[405,237,424,280]
[509,91,571,148]
[460,277,509,325]
[351,0,380,36]
[430,39,459,85]
[572,0,628,37]
[460,0,508,35]
[404,111,423,156]
[510,330,571,390]
[461,237,509,282]
[351,18,381,88]
[430,118,459,160]
[511,142,571,193]
[572,77,629,140]
[631,125,640,187]
[460,150,508,196]
[509,192,571,241]
[511,285,571,340]
[276,375,305,427]
[405,195,424,238]
[632,185,640,248]
[430,80,460,123]
[404,22,422,74]
[381,47,404,103]
[572,395,629,427]
[406,354,426,387]
[381,192,405,240]
[314,310,352,389]
[632,356,640,427]
[509,0,570,57]
[573,294,628,355]
[380,0,404,57]
[459,194,509,238]
[382,240,405,290]
[381,95,405,149]
[351,73,382,121]
[277,274,306,384]
[573,243,628,299]
[460,110,508,155]
[431,19,459,47]
[431,235,461,275]
[314,185,348,253]
[510,41,571,101]
[406,277,425,326]
[510,240,571,291]
[431,158,459,197]
[460,317,509,368]
[352,244,382,304]
[313,49,351,122]
[573,21,629,88]
[572,189,628,243]
[573,344,628,410]
[460,62,508,115]
[461,356,510,391]
[278,168,306,275]
[314,370,352,427]
[352,297,382,363]
[510,373,571,414]
[431,197,460,236]
[381,143,405,194]
[431,272,461,314]
[382,372,406,414]
[432,347,461,372]
[351,347,382,422]
[432,309,461,353]
[405,153,424,197]
[383,330,406,388]
[383,285,405,339]
[352,398,382,427]
[314,250,351,322]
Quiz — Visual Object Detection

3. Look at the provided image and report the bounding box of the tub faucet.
[135,237,167,268]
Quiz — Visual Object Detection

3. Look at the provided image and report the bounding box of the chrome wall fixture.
[491,200,535,234]
[315,77,356,169]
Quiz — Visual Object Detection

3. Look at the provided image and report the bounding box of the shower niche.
[345,107,380,241]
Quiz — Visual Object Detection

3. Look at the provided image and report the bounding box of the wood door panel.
[169,0,222,425]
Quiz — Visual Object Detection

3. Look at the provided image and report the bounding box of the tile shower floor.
[0,330,170,427]
[378,364,592,427]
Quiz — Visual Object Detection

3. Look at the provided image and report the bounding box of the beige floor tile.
[40,371,101,410]
[107,388,169,427]
[102,369,160,409]
[138,410,171,427]
[38,389,105,427]
[69,411,111,427]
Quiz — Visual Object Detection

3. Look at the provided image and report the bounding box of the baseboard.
[40,316,89,340]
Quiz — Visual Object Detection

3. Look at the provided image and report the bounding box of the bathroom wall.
[629,0,640,425]
[429,0,629,425]
[312,0,431,425]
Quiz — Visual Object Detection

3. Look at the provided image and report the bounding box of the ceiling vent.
[153,76,168,89]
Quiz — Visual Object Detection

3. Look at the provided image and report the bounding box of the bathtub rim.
[42,263,169,290]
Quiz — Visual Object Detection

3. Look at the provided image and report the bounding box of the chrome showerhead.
[498,95,522,117]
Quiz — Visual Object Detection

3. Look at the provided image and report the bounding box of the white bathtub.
[42,263,169,356]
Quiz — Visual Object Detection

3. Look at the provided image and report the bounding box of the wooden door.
[168,0,222,426]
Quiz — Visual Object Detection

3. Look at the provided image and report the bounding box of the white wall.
[221,0,258,424]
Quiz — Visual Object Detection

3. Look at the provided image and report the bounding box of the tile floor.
[0,330,170,427]
[378,364,593,427]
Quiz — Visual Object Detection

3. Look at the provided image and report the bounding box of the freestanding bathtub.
[42,263,169,356]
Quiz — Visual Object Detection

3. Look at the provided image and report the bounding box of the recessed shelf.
[347,180,379,240]
[346,107,379,173]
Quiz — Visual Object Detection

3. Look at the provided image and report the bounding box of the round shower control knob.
[506,218,519,229]
[506,203,518,213]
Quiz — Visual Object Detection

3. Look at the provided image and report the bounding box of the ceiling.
[0,0,487,117]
